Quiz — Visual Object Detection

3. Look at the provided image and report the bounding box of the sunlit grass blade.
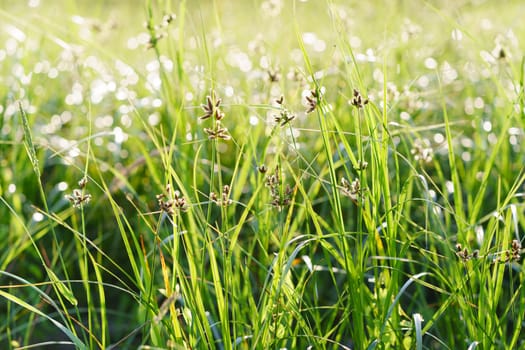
[413,313,424,350]
[0,283,87,349]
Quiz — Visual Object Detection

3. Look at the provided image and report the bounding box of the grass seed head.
[354,159,368,171]
[204,124,230,140]
[265,167,293,211]
[200,92,222,120]
[274,110,295,127]
[78,176,88,189]
[272,95,295,126]
[66,188,92,209]
[162,13,176,26]
[455,243,480,262]
[200,90,230,140]
[210,185,232,207]
[511,239,521,261]
[267,67,281,82]
[340,177,362,200]
[411,138,434,163]
[350,89,369,108]
[305,89,319,114]
[157,186,188,215]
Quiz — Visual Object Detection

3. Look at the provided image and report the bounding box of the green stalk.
[19,102,83,341]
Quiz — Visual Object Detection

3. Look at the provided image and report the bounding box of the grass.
[1,0,525,349]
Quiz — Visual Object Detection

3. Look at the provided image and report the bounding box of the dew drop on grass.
[349,36,361,48]
[146,72,161,91]
[148,113,160,126]
[451,28,463,41]
[152,98,162,108]
[475,225,484,246]
[441,61,457,84]
[476,171,484,181]
[400,111,410,121]
[94,137,104,146]
[460,137,474,148]
[424,57,437,69]
[417,76,429,88]
[57,182,68,191]
[32,212,44,222]
[5,25,26,42]
[464,97,474,115]
[48,68,58,79]
[68,148,80,158]
[480,50,496,64]
[290,48,303,63]
[114,127,126,144]
[95,115,112,129]
[260,56,269,69]
[373,68,384,83]
[313,39,326,52]
[160,56,173,72]
[480,18,492,30]
[474,97,484,109]
[508,127,521,136]
[127,37,138,49]
[302,32,317,45]
[120,114,131,127]
[7,184,16,194]
[433,133,444,144]
[6,38,18,56]
[445,181,454,194]
[107,142,118,153]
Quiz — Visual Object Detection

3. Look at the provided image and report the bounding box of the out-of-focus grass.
[1,0,525,349]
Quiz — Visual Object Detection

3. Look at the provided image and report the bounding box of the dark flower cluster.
[350,89,368,108]
[265,166,293,211]
[210,185,233,207]
[273,95,295,127]
[201,90,230,141]
[156,184,188,216]
[65,177,92,209]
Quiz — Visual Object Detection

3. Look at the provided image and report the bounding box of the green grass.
[1,0,525,349]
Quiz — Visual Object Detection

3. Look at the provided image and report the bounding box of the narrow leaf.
[46,268,78,306]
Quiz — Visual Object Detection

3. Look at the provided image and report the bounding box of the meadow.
[1,0,525,349]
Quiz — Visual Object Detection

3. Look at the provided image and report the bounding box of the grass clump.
[1,0,525,349]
